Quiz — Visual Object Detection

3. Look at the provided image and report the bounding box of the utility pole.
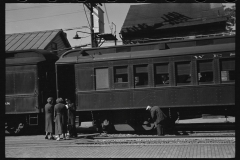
[84,3,101,48]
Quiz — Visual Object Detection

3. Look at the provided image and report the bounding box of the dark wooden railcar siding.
[6,97,38,113]
[75,64,94,91]
[6,65,38,95]
[56,36,235,111]
[6,65,39,113]
[75,52,235,111]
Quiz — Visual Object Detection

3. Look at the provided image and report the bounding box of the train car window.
[154,63,169,86]
[175,62,191,85]
[197,60,213,84]
[114,66,128,83]
[76,68,94,91]
[95,68,109,90]
[114,66,128,89]
[134,64,148,87]
[220,58,235,82]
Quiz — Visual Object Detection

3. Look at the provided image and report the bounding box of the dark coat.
[54,103,67,134]
[45,103,54,133]
[67,103,76,125]
[150,106,168,125]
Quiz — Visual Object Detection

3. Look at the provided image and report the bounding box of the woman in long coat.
[54,98,67,140]
[45,97,54,140]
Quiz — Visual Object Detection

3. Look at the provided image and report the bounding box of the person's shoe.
[49,137,54,140]
[56,137,60,141]
[45,136,48,139]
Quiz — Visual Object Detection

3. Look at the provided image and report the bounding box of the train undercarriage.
[5,104,235,136]
[5,113,45,135]
[74,105,235,134]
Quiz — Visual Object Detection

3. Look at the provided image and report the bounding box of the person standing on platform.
[146,105,168,136]
[65,98,77,138]
[54,98,67,141]
[45,97,55,140]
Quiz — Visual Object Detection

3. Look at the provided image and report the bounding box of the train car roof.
[6,49,58,65]
[59,34,234,59]
[56,43,234,65]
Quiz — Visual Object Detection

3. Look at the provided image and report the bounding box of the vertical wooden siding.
[45,34,68,57]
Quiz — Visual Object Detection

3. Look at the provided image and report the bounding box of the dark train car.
[5,49,58,134]
[56,34,235,132]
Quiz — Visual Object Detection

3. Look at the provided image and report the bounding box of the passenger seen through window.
[197,60,213,84]
[154,63,169,86]
[220,59,235,82]
[134,64,149,87]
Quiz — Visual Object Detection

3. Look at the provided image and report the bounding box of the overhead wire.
[5,4,75,11]
[83,4,91,28]
[6,4,118,47]
[6,10,88,23]
[62,26,90,31]
[103,3,112,32]
[6,4,49,11]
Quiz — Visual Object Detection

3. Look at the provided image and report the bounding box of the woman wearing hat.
[54,98,67,140]
[45,97,54,140]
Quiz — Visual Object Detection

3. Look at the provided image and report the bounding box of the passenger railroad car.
[5,49,58,134]
[56,34,235,132]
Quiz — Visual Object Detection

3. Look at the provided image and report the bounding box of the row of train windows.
[94,59,235,90]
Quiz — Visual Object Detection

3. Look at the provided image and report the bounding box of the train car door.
[56,64,76,102]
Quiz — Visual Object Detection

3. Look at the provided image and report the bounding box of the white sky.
[5,3,140,48]
[5,3,235,48]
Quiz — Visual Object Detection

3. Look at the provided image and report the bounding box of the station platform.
[5,134,235,158]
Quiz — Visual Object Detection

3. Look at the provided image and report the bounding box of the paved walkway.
[5,135,235,158]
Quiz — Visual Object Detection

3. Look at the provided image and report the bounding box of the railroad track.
[5,131,235,149]
[73,130,235,145]
[95,130,235,138]
[87,137,235,145]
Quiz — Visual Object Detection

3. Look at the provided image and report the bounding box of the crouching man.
[146,105,168,136]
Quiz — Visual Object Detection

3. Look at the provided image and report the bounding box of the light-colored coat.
[45,103,54,133]
[54,103,67,134]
